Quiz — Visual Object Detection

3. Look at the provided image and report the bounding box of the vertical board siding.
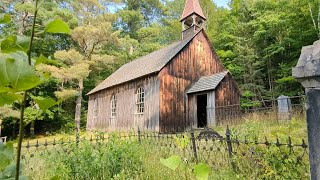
[215,74,241,124]
[187,95,196,128]
[159,31,226,132]
[87,31,240,133]
[86,75,160,132]
[207,91,216,127]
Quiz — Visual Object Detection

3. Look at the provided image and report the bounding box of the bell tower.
[180,0,206,40]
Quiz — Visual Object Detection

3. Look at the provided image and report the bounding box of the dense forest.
[0,0,318,137]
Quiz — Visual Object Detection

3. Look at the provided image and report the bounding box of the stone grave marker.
[277,95,291,121]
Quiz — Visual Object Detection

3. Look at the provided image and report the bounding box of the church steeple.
[180,0,206,40]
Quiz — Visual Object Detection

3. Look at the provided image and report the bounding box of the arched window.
[136,87,145,114]
[93,99,98,120]
[111,95,117,117]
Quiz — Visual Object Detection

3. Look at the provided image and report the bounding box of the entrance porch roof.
[187,71,228,94]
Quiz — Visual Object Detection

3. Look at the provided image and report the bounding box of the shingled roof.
[180,0,206,21]
[87,30,203,95]
[187,71,229,94]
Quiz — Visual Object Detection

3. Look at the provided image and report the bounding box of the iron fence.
[17,127,309,178]
[207,96,305,125]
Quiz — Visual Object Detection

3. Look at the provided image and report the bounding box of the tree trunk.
[12,122,16,138]
[0,120,2,137]
[75,79,84,135]
[30,121,35,138]
[308,2,320,39]
[267,58,275,101]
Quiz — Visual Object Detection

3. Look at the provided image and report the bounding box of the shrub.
[44,136,143,179]
[232,145,309,179]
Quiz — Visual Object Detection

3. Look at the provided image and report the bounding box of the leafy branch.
[15,0,39,178]
[0,0,71,179]
[160,135,210,180]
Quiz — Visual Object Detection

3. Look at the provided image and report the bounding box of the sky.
[214,0,229,8]
[108,0,230,13]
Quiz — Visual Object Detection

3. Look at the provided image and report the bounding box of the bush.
[232,145,309,179]
[44,136,143,179]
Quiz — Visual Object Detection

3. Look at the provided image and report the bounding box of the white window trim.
[136,87,145,114]
[93,99,98,121]
[111,94,117,117]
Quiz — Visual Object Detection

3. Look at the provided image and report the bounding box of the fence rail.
[205,96,305,125]
[17,127,309,177]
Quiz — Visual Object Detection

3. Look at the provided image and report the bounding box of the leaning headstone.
[293,39,320,180]
[277,95,291,121]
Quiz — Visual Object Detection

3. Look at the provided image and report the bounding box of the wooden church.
[86,0,241,133]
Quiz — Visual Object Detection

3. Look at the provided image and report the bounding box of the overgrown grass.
[25,135,144,179]
[21,115,308,179]
[214,115,307,142]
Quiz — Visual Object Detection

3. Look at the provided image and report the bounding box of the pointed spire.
[180,0,206,22]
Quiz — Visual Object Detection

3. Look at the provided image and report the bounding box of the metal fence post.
[190,131,198,163]
[226,126,235,170]
[138,128,141,145]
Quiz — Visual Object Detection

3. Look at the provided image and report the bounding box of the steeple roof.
[180,0,206,21]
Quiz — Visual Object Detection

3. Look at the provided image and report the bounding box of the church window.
[136,87,145,114]
[93,99,98,121]
[111,95,117,117]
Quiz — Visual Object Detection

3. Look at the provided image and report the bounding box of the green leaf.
[175,134,189,149]
[44,19,71,35]
[0,154,10,171]
[0,35,30,53]
[2,163,24,179]
[2,142,14,160]
[32,96,57,110]
[0,14,10,24]
[2,163,16,178]
[35,55,48,66]
[160,155,181,170]
[50,175,60,180]
[0,93,23,106]
[194,163,210,180]
[0,52,42,92]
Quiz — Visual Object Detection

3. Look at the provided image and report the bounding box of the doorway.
[197,94,207,128]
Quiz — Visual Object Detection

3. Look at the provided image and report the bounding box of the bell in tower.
[180,0,207,40]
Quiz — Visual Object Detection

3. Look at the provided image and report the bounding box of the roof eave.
[186,71,229,94]
[180,12,207,22]
[86,71,160,96]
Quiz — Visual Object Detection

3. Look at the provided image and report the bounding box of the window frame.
[110,94,117,117]
[136,86,145,114]
[93,99,98,121]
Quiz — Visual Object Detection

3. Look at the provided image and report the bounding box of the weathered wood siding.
[207,91,216,127]
[87,75,160,132]
[159,31,226,132]
[215,73,241,124]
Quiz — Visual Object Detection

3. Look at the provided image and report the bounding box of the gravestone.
[277,95,291,121]
[293,40,320,180]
